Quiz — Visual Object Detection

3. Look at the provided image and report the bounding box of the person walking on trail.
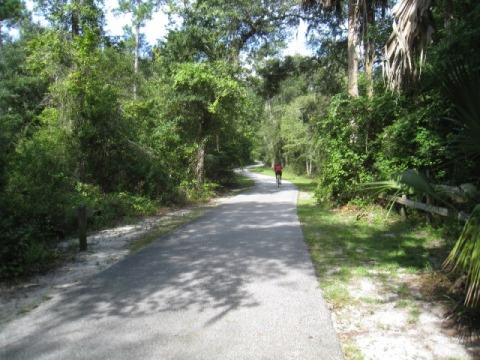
[274,162,283,182]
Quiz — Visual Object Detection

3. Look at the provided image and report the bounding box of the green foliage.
[431,0,480,68]
[444,204,480,308]
[309,87,454,205]
[69,182,157,225]
[160,60,254,189]
[1,0,263,280]
[434,50,480,309]
[0,217,58,279]
[179,180,219,202]
[314,94,375,204]
[372,91,449,179]
[0,0,23,22]
[438,61,480,161]
[167,0,298,62]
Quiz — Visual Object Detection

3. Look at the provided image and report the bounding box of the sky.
[103,1,170,45]
[103,0,311,55]
[18,0,310,56]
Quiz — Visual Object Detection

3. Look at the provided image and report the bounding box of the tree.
[346,0,359,97]
[116,0,159,97]
[255,55,327,169]
[0,0,24,46]
[168,61,248,189]
[360,0,389,97]
[302,0,360,97]
[0,33,49,190]
[168,0,298,63]
[35,0,104,36]
[302,0,390,97]
[280,94,319,175]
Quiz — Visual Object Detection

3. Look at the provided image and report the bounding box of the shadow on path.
[1,172,344,360]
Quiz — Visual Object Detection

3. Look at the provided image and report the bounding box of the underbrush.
[0,186,159,281]
[0,173,253,281]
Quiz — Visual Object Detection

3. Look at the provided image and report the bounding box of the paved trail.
[0,170,344,359]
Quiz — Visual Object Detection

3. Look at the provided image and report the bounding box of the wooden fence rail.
[383,194,470,222]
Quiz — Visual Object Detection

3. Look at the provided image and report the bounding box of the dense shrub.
[313,88,455,205]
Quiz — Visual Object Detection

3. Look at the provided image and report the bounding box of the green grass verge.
[233,172,255,189]
[129,209,204,253]
[251,165,456,357]
[254,167,441,295]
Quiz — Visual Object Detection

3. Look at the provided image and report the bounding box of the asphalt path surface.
[0,169,344,359]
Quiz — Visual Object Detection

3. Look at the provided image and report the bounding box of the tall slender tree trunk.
[348,0,359,98]
[306,159,313,176]
[71,0,80,36]
[444,0,453,32]
[196,138,206,189]
[364,0,375,98]
[133,1,140,99]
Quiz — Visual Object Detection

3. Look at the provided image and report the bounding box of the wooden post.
[425,194,432,225]
[425,170,432,225]
[400,194,408,220]
[78,205,87,251]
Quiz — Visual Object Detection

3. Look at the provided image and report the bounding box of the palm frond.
[359,169,435,217]
[393,169,433,193]
[440,61,480,159]
[434,184,479,204]
[444,204,480,308]
[383,0,434,91]
[360,170,431,196]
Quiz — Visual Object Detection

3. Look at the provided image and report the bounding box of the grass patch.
[408,307,421,324]
[396,299,412,308]
[294,183,444,306]
[361,296,381,304]
[262,168,465,356]
[342,340,364,360]
[129,209,203,253]
[321,281,353,308]
[233,172,255,189]
[17,302,40,315]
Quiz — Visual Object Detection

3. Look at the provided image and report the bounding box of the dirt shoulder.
[330,269,479,360]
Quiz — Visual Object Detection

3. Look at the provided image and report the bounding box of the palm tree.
[383,0,434,91]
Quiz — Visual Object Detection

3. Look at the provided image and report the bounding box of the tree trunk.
[364,0,375,98]
[444,0,453,32]
[71,0,80,36]
[348,0,359,98]
[196,138,206,189]
[133,6,140,99]
[306,159,312,176]
[72,11,79,35]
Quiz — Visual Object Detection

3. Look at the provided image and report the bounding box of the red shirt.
[274,164,282,172]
